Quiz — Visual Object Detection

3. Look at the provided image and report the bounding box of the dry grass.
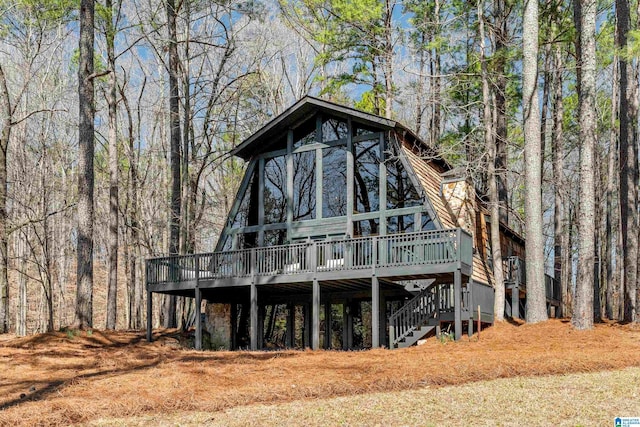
[91,367,640,426]
[0,319,639,426]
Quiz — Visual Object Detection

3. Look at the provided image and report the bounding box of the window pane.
[322,117,348,142]
[293,117,317,149]
[386,158,422,210]
[293,151,316,221]
[221,236,232,251]
[387,215,415,234]
[322,146,347,217]
[264,229,287,246]
[264,156,287,224]
[237,232,257,249]
[422,212,436,231]
[354,219,379,237]
[354,124,377,137]
[231,168,258,228]
[354,139,380,213]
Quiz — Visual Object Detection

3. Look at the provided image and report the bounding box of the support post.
[230,303,237,350]
[303,303,310,347]
[512,286,520,319]
[324,300,332,349]
[146,290,153,342]
[371,276,380,348]
[312,279,320,350]
[379,294,386,348]
[258,304,265,349]
[250,283,258,350]
[467,279,473,338]
[454,270,462,340]
[286,302,295,348]
[195,287,202,350]
[342,301,349,350]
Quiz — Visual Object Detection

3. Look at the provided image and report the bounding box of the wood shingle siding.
[400,140,493,287]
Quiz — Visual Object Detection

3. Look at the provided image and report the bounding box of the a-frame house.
[145,96,560,350]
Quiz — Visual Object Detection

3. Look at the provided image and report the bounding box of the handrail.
[146,228,473,287]
[388,282,464,347]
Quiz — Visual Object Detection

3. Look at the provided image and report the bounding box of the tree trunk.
[494,0,509,225]
[0,65,10,333]
[430,0,441,146]
[479,0,506,321]
[163,0,181,328]
[617,0,638,322]
[106,0,118,330]
[552,47,569,318]
[383,0,393,119]
[75,0,95,329]
[572,0,596,330]
[17,232,27,336]
[605,55,619,320]
[522,0,547,323]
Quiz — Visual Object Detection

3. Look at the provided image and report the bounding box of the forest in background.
[0,0,636,335]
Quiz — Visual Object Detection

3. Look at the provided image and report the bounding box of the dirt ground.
[1,319,639,426]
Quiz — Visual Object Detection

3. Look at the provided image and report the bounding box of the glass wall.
[322,146,347,217]
[354,139,380,213]
[220,113,441,249]
[231,169,257,229]
[322,118,348,141]
[293,151,316,221]
[387,214,415,234]
[386,158,422,210]
[264,155,287,224]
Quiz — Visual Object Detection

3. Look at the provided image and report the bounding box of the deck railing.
[147,228,473,287]
[502,256,561,302]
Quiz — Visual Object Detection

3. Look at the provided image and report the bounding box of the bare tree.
[0,65,10,333]
[76,0,96,328]
[163,0,181,328]
[617,0,638,323]
[522,0,547,323]
[572,0,596,329]
[552,47,570,317]
[105,0,120,330]
[478,0,505,321]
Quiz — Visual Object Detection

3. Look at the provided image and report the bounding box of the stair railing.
[389,284,439,348]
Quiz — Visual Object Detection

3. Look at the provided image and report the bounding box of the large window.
[293,119,317,149]
[322,118,348,142]
[354,139,380,213]
[231,169,258,229]
[387,214,415,234]
[322,146,347,217]
[293,151,316,221]
[354,218,380,237]
[264,155,287,224]
[386,158,422,210]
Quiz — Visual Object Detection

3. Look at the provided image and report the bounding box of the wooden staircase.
[389,285,442,349]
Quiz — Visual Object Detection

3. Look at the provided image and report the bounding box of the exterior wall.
[400,138,494,287]
[441,179,477,235]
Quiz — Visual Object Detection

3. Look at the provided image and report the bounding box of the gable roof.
[229,95,525,246]
[230,96,397,160]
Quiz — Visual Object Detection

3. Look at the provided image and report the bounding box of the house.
[145,96,560,350]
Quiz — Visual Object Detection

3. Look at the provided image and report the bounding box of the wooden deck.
[147,228,473,293]
[146,228,477,350]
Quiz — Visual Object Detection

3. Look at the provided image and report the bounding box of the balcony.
[503,256,561,304]
[146,228,473,292]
